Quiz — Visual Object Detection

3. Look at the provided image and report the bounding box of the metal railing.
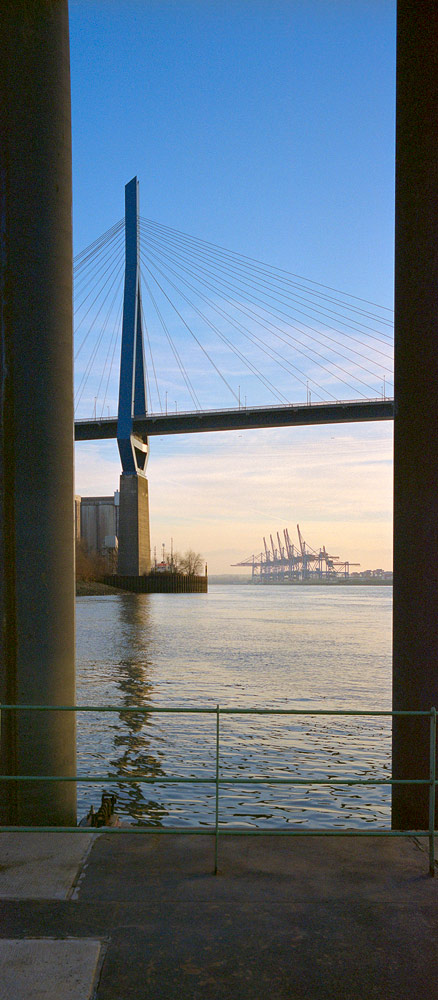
[74,397,394,424]
[0,704,436,875]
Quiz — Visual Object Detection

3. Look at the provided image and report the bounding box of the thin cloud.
[75,422,393,572]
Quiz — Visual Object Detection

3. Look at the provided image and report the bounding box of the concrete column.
[0,1,76,824]
[392,2,438,828]
[118,474,151,576]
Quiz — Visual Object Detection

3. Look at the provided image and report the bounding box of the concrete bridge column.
[118,473,151,576]
[0,1,76,824]
[116,177,151,577]
[392,1,438,828]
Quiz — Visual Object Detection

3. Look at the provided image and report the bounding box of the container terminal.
[233,523,392,583]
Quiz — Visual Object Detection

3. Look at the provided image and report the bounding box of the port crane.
[232,523,360,582]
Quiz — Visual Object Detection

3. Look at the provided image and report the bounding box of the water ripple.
[76,585,392,828]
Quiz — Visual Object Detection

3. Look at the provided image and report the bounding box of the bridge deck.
[75,398,394,441]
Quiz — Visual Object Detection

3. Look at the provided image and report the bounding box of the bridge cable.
[140,242,336,401]
[144,256,332,402]
[140,268,202,411]
[140,223,393,356]
[140,260,239,407]
[73,218,124,267]
[100,294,124,419]
[139,294,163,413]
[73,220,124,278]
[142,250,292,405]
[141,247,321,404]
[140,220,394,347]
[140,217,394,323]
[74,259,124,412]
[74,247,125,360]
[75,262,124,414]
[140,241,377,399]
[141,236,392,392]
[74,230,125,306]
[95,275,124,417]
[141,243,367,400]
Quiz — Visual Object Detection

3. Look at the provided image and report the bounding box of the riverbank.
[76,573,208,595]
[76,580,128,596]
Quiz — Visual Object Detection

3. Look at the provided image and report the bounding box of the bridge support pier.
[392,2,438,829]
[118,473,151,576]
[0,2,76,824]
[116,177,151,578]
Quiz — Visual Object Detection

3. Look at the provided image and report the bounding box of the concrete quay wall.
[104,572,208,593]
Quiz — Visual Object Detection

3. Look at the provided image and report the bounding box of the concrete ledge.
[0,832,94,899]
[0,939,102,1000]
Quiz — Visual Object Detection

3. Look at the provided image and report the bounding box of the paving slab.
[0,938,102,1000]
[77,831,437,904]
[92,900,438,1000]
[1,833,438,999]
[77,833,438,999]
[0,832,94,899]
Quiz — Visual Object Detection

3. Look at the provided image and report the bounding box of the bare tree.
[75,540,108,580]
[180,549,203,575]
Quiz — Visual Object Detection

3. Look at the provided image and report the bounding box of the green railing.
[0,704,436,875]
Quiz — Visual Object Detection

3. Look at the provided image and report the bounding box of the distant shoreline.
[210,575,392,586]
[76,576,393,594]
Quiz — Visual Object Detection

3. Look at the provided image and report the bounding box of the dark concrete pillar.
[0,1,76,824]
[392,1,438,828]
[118,474,151,576]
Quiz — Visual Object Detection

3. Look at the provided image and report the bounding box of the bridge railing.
[74,396,394,424]
[0,704,435,875]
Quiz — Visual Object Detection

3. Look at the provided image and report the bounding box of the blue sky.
[70,1,395,572]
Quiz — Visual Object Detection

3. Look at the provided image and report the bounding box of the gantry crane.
[232,522,360,582]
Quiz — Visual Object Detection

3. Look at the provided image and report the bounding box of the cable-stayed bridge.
[74,177,393,574]
[74,179,394,443]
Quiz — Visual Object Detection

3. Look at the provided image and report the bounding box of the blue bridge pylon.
[116,177,151,576]
[117,176,149,475]
[73,177,394,444]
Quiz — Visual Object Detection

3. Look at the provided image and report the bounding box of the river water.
[76,584,392,829]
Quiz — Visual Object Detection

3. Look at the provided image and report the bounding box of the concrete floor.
[0,832,437,999]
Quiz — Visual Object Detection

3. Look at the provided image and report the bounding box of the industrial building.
[75,493,119,566]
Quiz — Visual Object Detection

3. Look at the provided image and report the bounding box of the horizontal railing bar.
[0,775,217,784]
[75,397,393,424]
[0,826,433,837]
[199,828,434,837]
[0,704,217,714]
[0,704,431,716]
[0,775,433,786]
[2,705,435,863]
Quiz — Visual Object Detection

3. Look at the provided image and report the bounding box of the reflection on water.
[76,594,167,825]
[76,585,392,828]
[109,596,167,825]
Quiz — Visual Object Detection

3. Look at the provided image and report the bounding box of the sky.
[70,0,396,574]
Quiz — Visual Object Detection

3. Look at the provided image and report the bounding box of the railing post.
[429,707,436,876]
[214,704,220,875]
